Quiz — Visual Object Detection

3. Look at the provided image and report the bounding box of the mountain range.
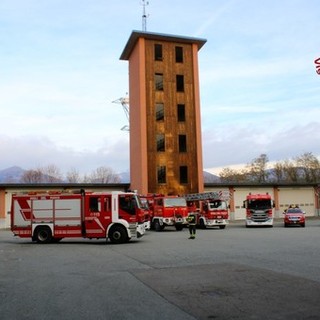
[0,166,220,184]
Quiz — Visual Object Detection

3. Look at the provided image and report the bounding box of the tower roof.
[120,30,207,60]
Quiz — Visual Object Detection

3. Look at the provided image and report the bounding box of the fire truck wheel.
[175,224,183,231]
[219,225,226,229]
[154,220,163,232]
[109,225,128,244]
[35,226,53,244]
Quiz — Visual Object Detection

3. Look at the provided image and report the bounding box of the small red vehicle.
[283,207,306,227]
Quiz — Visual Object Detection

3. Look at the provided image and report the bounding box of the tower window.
[179,135,187,152]
[157,166,166,184]
[180,166,188,184]
[155,73,163,91]
[175,46,183,63]
[156,103,164,121]
[176,75,184,92]
[155,44,163,61]
[177,104,185,122]
[156,134,165,151]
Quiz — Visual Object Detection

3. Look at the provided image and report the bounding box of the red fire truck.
[143,194,189,231]
[140,196,151,230]
[11,189,145,244]
[184,191,230,229]
[243,193,274,227]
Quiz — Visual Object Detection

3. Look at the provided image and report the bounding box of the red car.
[283,208,305,227]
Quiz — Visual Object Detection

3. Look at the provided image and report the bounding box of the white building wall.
[277,187,315,217]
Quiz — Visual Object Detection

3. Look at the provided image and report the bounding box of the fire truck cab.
[147,195,189,231]
[199,198,229,229]
[11,190,145,244]
[243,193,274,227]
[184,191,230,229]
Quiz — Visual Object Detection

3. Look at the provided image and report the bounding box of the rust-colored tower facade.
[120,31,206,195]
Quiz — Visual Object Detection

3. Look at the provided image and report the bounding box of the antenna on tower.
[141,0,149,31]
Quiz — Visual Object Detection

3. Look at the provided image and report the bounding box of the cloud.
[202,121,320,171]
[1,0,320,180]
[193,0,236,37]
[0,134,129,175]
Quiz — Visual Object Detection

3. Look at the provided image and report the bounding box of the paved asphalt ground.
[1,218,320,320]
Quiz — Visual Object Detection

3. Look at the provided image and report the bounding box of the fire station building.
[0,183,319,229]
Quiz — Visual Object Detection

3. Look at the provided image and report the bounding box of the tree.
[295,152,320,183]
[247,154,269,183]
[41,165,63,183]
[273,162,286,183]
[219,168,237,182]
[283,159,299,182]
[20,169,43,183]
[219,167,248,183]
[20,165,63,183]
[87,166,121,183]
[66,168,81,183]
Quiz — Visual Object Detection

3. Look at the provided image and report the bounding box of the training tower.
[120,31,206,195]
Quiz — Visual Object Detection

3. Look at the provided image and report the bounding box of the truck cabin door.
[118,194,138,223]
[84,195,111,237]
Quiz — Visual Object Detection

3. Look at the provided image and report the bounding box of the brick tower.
[120,31,206,195]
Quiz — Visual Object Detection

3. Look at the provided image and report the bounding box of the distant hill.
[117,171,220,184]
[0,166,25,183]
[118,171,220,184]
[118,171,130,183]
[0,166,220,184]
[203,171,220,183]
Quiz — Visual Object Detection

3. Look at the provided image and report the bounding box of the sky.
[0,0,319,176]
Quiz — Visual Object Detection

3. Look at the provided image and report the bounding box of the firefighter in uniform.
[187,211,197,239]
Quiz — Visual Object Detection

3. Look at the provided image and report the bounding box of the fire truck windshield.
[119,194,143,215]
[140,198,149,209]
[247,199,271,210]
[134,195,143,209]
[208,200,227,210]
[164,198,187,207]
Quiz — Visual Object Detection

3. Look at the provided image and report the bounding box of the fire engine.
[143,194,189,231]
[140,196,151,230]
[184,191,230,229]
[11,189,145,244]
[242,193,274,227]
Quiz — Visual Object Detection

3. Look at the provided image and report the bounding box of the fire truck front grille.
[128,223,137,231]
[251,210,269,222]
